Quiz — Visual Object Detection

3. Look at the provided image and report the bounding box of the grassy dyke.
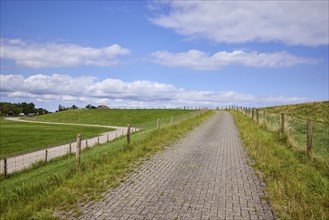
[24,109,196,127]
[232,111,329,220]
[261,101,329,123]
[254,102,329,163]
[0,119,113,158]
[0,111,213,220]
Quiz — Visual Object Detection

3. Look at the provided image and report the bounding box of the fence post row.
[240,107,315,159]
[127,124,131,144]
[307,120,313,157]
[76,134,81,171]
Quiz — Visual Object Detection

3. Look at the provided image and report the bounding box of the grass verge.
[0,111,213,220]
[0,118,113,158]
[231,110,329,220]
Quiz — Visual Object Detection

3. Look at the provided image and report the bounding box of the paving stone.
[75,112,276,220]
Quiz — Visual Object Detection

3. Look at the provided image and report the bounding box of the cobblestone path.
[77,112,275,220]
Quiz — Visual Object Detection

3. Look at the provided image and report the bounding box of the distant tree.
[85,104,96,109]
[0,102,49,115]
[21,102,35,114]
[36,108,49,115]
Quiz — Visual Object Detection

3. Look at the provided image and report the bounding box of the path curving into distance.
[4,117,128,130]
[74,112,276,219]
[1,117,134,174]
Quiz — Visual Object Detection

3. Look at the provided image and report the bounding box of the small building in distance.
[97,105,109,109]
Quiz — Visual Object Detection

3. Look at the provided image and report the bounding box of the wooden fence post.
[85,139,88,148]
[76,134,81,171]
[252,108,254,120]
[127,124,131,144]
[263,111,266,125]
[107,134,109,142]
[97,136,100,144]
[280,113,285,133]
[256,109,259,124]
[4,158,7,178]
[307,120,313,157]
[45,150,48,163]
[69,143,72,155]
[157,118,161,129]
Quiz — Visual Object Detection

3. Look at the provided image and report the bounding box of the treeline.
[57,104,79,112]
[0,102,49,116]
[57,104,98,112]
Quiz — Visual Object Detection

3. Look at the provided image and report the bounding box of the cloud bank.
[151,49,319,70]
[150,1,329,46]
[1,74,313,109]
[0,39,130,68]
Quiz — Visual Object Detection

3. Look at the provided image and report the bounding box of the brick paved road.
[76,112,275,220]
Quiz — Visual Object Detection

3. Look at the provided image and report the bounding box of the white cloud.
[151,49,319,70]
[150,1,329,46]
[0,73,315,109]
[0,39,130,68]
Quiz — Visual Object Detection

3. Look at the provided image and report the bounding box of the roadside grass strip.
[232,111,329,220]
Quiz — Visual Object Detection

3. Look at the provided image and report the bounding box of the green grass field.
[255,101,329,162]
[0,119,113,158]
[24,109,196,127]
[262,101,329,123]
[232,111,329,220]
[1,109,197,158]
[0,110,213,220]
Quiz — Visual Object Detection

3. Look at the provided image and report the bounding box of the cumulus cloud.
[150,1,329,46]
[0,39,130,68]
[151,49,319,70]
[0,73,314,109]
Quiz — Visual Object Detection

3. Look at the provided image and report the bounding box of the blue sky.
[1,1,328,111]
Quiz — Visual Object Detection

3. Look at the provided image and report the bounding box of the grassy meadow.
[256,101,329,162]
[232,111,329,220]
[262,101,329,123]
[0,118,113,158]
[0,110,213,220]
[1,109,197,158]
[24,109,196,127]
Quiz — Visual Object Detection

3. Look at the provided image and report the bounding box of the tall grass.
[0,110,213,219]
[249,109,329,165]
[262,101,329,123]
[232,111,329,220]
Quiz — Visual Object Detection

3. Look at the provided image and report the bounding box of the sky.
[1,1,328,112]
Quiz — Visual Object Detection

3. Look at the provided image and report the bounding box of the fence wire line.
[237,107,329,162]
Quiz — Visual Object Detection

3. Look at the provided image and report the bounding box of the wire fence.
[235,107,329,164]
[0,110,206,177]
